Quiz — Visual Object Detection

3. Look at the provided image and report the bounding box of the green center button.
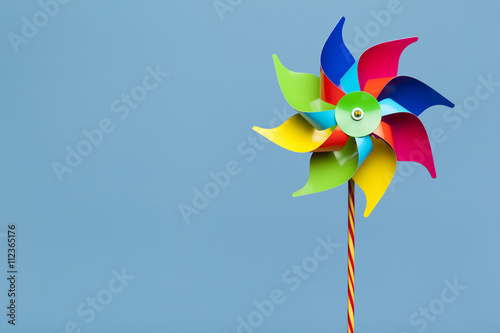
[335,91,382,137]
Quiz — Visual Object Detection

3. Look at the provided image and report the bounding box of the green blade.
[293,137,358,197]
[273,54,336,112]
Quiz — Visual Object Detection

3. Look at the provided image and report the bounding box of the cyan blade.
[340,61,360,94]
[379,98,411,116]
[298,109,337,130]
[355,136,373,166]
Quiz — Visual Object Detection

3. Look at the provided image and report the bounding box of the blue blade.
[377,76,455,116]
[320,17,355,86]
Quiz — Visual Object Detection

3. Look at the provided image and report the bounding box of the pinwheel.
[252,17,454,333]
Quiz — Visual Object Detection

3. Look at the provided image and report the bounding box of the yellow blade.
[352,138,396,217]
[252,114,332,153]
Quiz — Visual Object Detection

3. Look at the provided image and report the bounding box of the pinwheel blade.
[353,138,397,217]
[357,37,418,91]
[340,62,360,94]
[379,98,411,116]
[253,114,332,153]
[382,112,436,178]
[313,126,349,152]
[372,121,395,149]
[320,69,346,106]
[377,76,455,116]
[273,54,335,112]
[363,77,394,98]
[299,108,337,130]
[320,16,355,86]
[293,138,358,197]
[355,136,373,166]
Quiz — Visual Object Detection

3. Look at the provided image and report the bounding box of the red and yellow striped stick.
[347,179,355,333]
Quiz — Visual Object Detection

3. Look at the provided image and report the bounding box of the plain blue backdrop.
[0,0,499,332]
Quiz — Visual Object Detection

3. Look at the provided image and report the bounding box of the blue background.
[1,0,499,332]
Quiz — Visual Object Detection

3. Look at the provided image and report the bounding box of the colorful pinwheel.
[252,17,454,333]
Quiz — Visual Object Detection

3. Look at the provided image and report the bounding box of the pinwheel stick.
[347,179,355,333]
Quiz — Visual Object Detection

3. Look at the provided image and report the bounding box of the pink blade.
[357,37,418,91]
[382,112,436,178]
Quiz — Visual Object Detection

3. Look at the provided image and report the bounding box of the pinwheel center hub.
[335,91,382,137]
[351,108,363,120]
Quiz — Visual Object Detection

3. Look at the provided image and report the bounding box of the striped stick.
[347,179,355,333]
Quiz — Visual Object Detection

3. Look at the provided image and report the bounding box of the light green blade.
[273,54,336,112]
[293,138,358,197]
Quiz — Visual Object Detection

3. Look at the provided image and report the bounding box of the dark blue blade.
[377,76,455,116]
